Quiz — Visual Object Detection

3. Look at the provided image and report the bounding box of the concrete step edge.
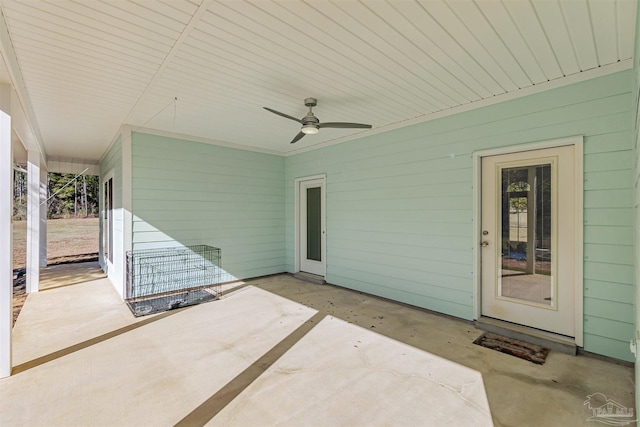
[292,272,325,285]
[475,316,577,355]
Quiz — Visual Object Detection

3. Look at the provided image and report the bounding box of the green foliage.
[12,171,99,220]
[509,196,527,212]
[13,170,27,219]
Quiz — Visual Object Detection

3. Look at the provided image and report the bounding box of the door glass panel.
[106,177,113,263]
[499,164,552,306]
[306,187,321,262]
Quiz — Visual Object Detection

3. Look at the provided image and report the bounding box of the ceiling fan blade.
[318,122,372,129]
[263,107,303,123]
[290,131,306,144]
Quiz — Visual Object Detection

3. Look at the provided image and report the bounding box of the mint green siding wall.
[634,95,640,416]
[634,123,640,427]
[131,133,285,282]
[632,5,640,411]
[285,70,635,361]
[583,124,635,361]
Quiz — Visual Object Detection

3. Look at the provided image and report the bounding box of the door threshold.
[475,316,577,355]
[293,272,325,285]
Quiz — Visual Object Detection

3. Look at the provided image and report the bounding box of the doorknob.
[481,241,489,247]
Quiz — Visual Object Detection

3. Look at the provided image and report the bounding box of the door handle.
[481,241,489,247]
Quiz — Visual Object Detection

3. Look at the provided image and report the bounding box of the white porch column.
[0,83,12,378]
[39,165,47,267]
[26,149,41,293]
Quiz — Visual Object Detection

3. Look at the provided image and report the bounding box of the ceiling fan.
[263,98,372,144]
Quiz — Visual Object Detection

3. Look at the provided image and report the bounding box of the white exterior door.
[481,146,576,336]
[299,177,326,277]
[103,174,114,271]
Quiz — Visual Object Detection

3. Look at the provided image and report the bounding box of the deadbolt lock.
[482,230,489,235]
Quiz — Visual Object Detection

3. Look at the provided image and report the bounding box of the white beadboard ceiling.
[0,0,636,160]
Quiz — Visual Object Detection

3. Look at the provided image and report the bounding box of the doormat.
[126,289,218,317]
[473,332,550,365]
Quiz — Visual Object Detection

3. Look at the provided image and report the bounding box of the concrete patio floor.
[0,263,635,426]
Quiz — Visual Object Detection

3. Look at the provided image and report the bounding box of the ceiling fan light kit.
[301,124,319,135]
[264,97,372,144]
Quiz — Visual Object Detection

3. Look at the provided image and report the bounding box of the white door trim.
[102,169,114,277]
[472,136,584,346]
[294,174,326,276]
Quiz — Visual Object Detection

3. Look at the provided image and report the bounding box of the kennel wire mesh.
[125,245,222,317]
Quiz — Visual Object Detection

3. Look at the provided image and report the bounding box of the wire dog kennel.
[125,245,222,317]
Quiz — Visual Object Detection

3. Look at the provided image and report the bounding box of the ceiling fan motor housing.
[303,112,319,125]
[303,98,320,129]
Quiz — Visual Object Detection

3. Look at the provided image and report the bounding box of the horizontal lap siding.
[286,70,635,361]
[132,133,285,282]
[582,105,635,362]
[634,18,640,411]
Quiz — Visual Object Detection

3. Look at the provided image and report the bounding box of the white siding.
[99,135,124,296]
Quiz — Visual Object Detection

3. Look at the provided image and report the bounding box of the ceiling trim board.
[129,126,283,157]
[285,59,632,156]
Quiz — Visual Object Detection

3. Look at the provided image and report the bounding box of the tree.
[13,170,27,219]
[49,173,100,218]
[9,172,100,220]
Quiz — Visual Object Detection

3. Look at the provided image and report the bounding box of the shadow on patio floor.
[2,270,634,427]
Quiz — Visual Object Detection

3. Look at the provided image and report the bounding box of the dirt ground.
[12,217,99,325]
[12,217,99,269]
